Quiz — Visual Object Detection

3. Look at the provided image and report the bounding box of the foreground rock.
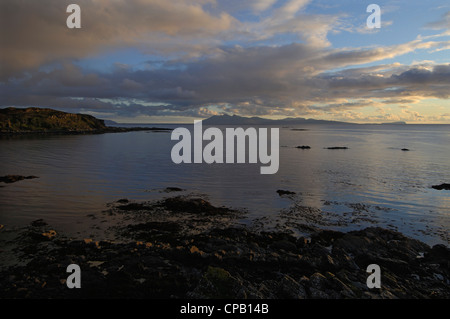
[0,196,448,299]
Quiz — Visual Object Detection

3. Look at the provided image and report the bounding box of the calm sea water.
[0,124,449,246]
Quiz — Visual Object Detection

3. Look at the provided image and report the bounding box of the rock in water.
[325,147,348,150]
[0,175,38,183]
[431,183,450,190]
[163,187,185,192]
[277,190,296,196]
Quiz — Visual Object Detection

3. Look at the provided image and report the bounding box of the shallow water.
[0,124,449,246]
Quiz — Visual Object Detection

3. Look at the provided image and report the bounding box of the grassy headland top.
[0,107,106,133]
[0,107,172,135]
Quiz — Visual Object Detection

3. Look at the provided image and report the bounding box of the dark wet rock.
[308,273,331,299]
[327,273,356,298]
[0,175,38,183]
[158,196,232,215]
[127,221,182,233]
[30,219,48,227]
[311,229,345,245]
[431,183,450,190]
[425,244,450,267]
[189,266,240,298]
[21,221,58,242]
[1,198,449,299]
[401,148,410,151]
[283,275,308,299]
[325,147,348,150]
[163,187,185,192]
[375,257,410,273]
[124,221,183,244]
[296,146,311,149]
[334,235,372,254]
[277,189,296,196]
[116,198,129,204]
[270,240,298,252]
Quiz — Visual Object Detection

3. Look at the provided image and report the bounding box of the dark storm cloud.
[2,46,449,119]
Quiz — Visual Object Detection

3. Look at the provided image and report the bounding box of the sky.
[0,0,450,123]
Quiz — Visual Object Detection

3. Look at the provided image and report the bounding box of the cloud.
[0,0,342,78]
[2,39,449,121]
[272,0,310,19]
[0,0,236,79]
[426,11,450,30]
[251,0,277,13]
[353,20,394,34]
[245,0,340,47]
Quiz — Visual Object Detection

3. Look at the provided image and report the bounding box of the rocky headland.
[0,107,172,135]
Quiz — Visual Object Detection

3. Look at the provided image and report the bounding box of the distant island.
[202,114,348,125]
[202,114,407,126]
[381,121,407,125]
[0,107,172,135]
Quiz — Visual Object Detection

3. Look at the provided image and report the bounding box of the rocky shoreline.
[0,126,173,136]
[0,194,448,299]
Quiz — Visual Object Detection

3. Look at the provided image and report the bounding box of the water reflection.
[0,124,449,245]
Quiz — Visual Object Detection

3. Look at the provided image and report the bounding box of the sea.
[0,124,449,246]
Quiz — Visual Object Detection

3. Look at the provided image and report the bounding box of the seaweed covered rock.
[1,198,449,299]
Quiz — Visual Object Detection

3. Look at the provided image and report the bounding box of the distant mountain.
[202,114,274,125]
[380,121,407,125]
[202,114,349,125]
